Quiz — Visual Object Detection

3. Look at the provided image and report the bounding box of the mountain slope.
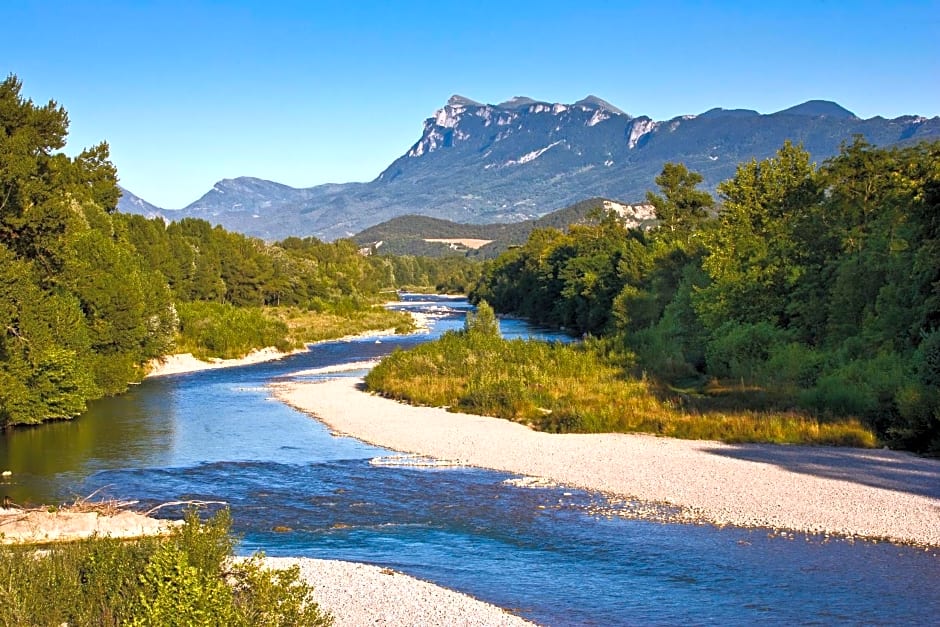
[119,97,940,240]
[118,186,164,217]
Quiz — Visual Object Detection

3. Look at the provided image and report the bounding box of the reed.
[365,333,877,447]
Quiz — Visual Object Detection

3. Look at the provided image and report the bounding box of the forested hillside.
[353,198,655,258]
[0,76,476,428]
[471,140,940,452]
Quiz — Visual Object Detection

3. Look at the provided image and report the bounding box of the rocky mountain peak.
[574,95,627,116]
[447,94,483,108]
[120,97,940,241]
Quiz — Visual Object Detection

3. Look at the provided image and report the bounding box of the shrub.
[130,541,238,626]
[0,509,333,626]
[916,329,940,388]
[763,342,823,388]
[801,353,906,432]
[176,301,292,360]
[464,300,501,338]
[705,321,791,382]
[891,382,940,454]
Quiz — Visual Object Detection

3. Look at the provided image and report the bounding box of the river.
[1,295,937,625]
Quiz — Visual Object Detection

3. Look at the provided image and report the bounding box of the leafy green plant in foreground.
[0,509,332,627]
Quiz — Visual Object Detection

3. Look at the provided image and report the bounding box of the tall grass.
[176,302,293,360]
[365,332,877,447]
[269,305,415,345]
[175,302,414,360]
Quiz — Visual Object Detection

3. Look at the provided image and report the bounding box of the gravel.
[273,377,940,547]
[261,557,534,626]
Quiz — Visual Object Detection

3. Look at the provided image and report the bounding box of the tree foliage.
[0,75,177,425]
[0,75,471,428]
[471,142,940,452]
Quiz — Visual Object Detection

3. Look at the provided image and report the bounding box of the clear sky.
[3,0,938,208]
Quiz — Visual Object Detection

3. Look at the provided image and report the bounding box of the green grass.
[0,509,332,626]
[269,305,415,345]
[365,331,877,447]
[174,301,414,361]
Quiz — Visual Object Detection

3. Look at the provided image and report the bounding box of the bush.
[763,342,823,388]
[891,382,940,454]
[705,321,791,382]
[631,325,699,381]
[464,300,501,338]
[916,330,940,388]
[176,301,293,360]
[0,509,332,626]
[801,353,906,431]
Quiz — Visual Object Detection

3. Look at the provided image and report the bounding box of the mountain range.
[118,96,940,241]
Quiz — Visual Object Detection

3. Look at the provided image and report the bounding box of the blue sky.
[3,0,938,208]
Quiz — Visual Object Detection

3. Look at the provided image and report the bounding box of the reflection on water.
[1,295,937,625]
[0,382,177,491]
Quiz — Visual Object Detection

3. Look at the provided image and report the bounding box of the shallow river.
[1,295,937,625]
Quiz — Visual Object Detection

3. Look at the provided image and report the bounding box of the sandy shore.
[274,377,940,546]
[262,557,533,626]
[144,323,425,379]
[144,346,308,378]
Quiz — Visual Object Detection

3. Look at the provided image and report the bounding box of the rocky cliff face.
[119,96,940,241]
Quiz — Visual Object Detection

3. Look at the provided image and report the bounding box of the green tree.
[464,300,500,338]
[646,162,713,238]
[0,244,96,425]
[0,75,173,425]
[696,141,819,330]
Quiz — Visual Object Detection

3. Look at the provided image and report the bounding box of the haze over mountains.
[119,96,940,241]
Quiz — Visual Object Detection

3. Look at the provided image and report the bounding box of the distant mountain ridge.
[118,186,164,217]
[118,97,940,240]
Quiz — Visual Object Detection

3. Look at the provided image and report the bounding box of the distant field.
[424,238,493,249]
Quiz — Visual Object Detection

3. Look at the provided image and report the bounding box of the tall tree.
[695,141,819,330]
[646,162,713,238]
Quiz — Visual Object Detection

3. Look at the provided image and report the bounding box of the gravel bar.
[262,557,534,626]
[273,377,940,547]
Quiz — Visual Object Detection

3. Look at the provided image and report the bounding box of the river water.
[1,295,937,626]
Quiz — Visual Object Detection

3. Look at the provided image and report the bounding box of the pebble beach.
[261,557,534,626]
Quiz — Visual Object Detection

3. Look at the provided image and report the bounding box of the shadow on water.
[702,444,940,499]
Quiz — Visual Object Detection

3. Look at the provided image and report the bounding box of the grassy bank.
[365,314,876,447]
[0,509,331,626]
[175,302,414,361]
[270,304,415,344]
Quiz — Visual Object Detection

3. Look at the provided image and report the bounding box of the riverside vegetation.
[371,140,940,453]
[0,509,332,626]
[0,75,476,428]
[366,302,876,446]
